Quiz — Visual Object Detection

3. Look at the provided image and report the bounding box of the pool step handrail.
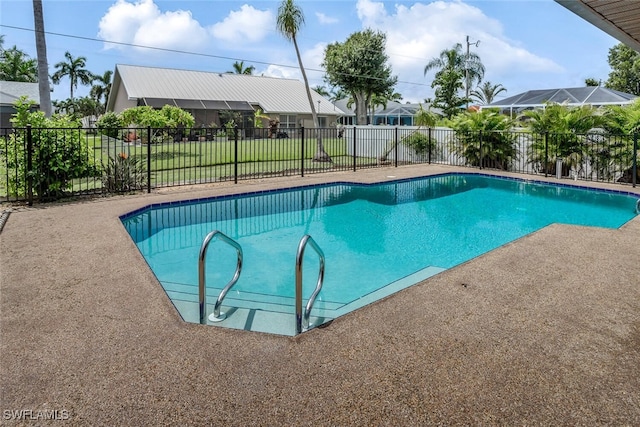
[295,234,326,334]
[636,198,640,214]
[199,230,243,324]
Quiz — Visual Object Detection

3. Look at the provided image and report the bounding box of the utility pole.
[466,35,480,110]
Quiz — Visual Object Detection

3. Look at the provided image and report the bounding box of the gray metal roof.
[109,64,345,115]
[0,81,40,106]
[486,86,637,109]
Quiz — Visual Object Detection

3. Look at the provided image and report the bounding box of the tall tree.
[470,81,506,105]
[605,43,640,95]
[312,85,330,97]
[276,0,330,161]
[323,29,397,126]
[229,60,255,75]
[424,43,484,118]
[90,69,113,112]
[584,78,600,87]
[0,46,37,82]
[51,51,94,101]
[32,0,52,117]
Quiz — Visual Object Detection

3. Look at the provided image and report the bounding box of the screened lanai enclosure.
[484,87,637,118]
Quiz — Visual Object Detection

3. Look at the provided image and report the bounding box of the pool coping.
[2,164,640,425]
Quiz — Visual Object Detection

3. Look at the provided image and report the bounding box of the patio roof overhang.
[141,98,255,111]
[555,0,640,53]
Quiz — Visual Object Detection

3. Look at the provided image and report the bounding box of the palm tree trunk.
[292,37,331,162]
[32,0,51,117]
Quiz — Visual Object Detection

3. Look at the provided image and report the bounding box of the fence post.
[428,127,432,164]
[301,126,305,177]
[633,132,638,188]
[26,125,33,206]
[544,132,549,178]
[394,127,398,168]
[146,126,151,193]
[352,126,357,172]
[234,124,239,184]
[478,130,483,170]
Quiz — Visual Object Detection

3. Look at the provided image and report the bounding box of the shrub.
[402,132,436,157]
[96,112,123,139]
[102,152,146,193]
[7,96,100,200]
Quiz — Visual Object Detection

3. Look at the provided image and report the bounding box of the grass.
[2,134,368,198]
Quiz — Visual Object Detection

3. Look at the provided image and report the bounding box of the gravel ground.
[1,165,640,426]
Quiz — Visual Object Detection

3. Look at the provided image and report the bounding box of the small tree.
[95,112,123,139]
[447,109,517,170]
[7,96,98,199]
[520,102,605,176]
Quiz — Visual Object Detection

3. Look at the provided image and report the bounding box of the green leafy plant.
[402,132,439,158]
[225,120,237,138]
[7,96,99,200]
[95,112,123,139]
[102,152,146,193]
[447,108,517,170]
[520,102,606,176]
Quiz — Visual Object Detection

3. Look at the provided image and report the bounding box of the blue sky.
[0,0,620,104]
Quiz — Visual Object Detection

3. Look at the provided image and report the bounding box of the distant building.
[332,99,442,126]
[483,86,637,117]
[106,64,346,134]
[0,81,41,132]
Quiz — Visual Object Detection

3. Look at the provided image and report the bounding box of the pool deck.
[2,165,640,426]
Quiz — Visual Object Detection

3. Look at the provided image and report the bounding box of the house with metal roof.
[1,81,40,131]
[332,99,442,126]
[106,64,346,134]
[483,86,637,117]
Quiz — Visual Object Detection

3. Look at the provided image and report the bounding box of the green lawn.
[3,133,377,199]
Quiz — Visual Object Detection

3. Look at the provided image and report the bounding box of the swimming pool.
[121,173,639,335]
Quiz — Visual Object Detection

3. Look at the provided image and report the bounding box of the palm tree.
[32,0,52,116]
[448,109,517,170]
[312,85,330,97]
[0,46,37,82]
[424,43,484,118]
[470,81,506,105]
[521,102,605,176]
[369,91,402,124]
[51,51,94,100]
[276,0,330,162]
[90,69,113,112]
[229,60,255,75]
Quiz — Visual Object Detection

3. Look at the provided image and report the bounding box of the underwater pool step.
[331,265,446,317]
[164,265,446,335]
[164,286,345,313]
[172,299,332,336]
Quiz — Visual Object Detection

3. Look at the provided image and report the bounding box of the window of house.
[279,114,297,129]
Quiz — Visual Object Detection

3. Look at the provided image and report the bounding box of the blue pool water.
[121,173,639,335]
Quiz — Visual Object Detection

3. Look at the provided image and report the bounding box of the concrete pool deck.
[1,165,640,425]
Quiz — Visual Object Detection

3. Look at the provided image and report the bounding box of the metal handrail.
[295,235,326,334]
[636,198,640,214]
[198,230,243,324]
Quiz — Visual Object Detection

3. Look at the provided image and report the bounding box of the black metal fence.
[1,125,637,204]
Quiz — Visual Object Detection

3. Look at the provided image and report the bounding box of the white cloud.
[353,0,564,102]
[98,0,209,52]
[316,12,338,25]
[262,64,300,80]
[210,5,274,43]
